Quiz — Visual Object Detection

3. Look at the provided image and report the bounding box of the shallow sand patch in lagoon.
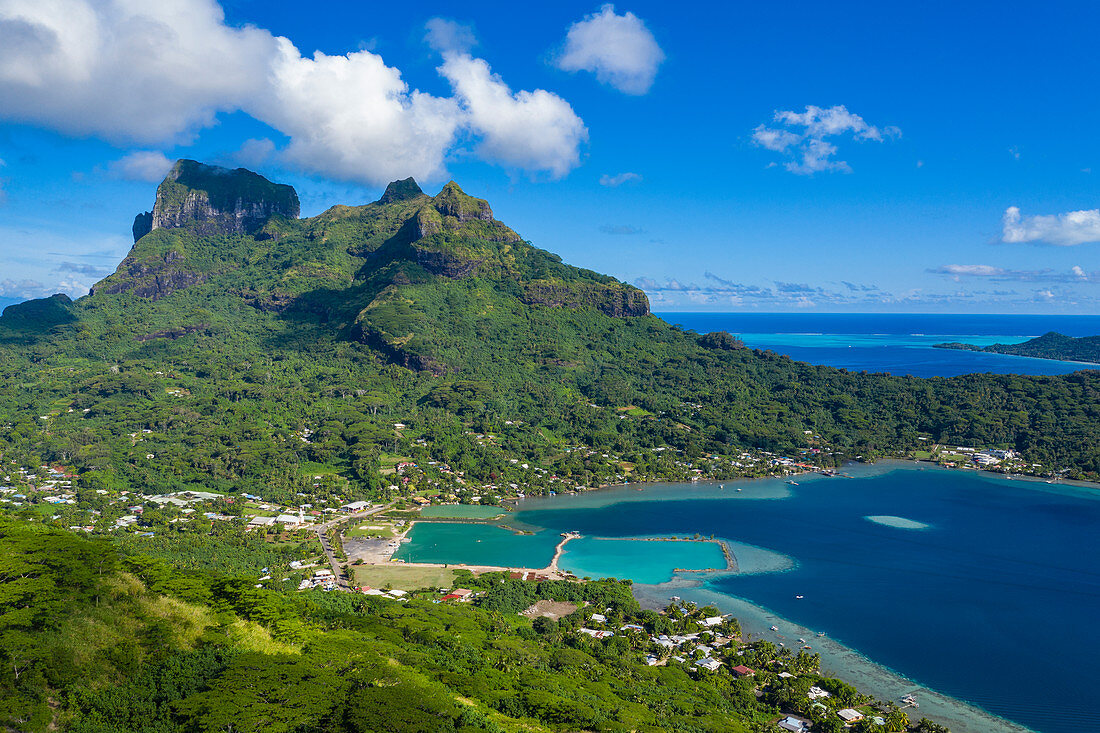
[865,514,930,530]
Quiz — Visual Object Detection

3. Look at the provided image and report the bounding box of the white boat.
[795,595,804,599]
[787,480,798,485]
[770,625,779,632]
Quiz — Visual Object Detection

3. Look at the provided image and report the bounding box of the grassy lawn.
[352,564,458,590]
[300,461,342,475]
[912,450,933,460]
[418,505,505,519]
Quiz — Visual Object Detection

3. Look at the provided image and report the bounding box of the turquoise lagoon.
[418,504,507,519]
[396,465,1100,733]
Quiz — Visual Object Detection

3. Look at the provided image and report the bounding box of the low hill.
[936,332,1100,364]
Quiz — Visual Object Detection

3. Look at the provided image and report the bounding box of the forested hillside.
[2,519,933,733]
[1,159,1099,511]
[937,332,1100,364]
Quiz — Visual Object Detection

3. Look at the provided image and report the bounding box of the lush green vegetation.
[1,163,1099,518]
[2,519,913,733]
[937,331,1100,364]
[8,161,1076,731]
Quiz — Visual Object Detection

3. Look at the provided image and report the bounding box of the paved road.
[315,503,394,591]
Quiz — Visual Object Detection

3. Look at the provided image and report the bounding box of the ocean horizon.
[655,312,1100,377]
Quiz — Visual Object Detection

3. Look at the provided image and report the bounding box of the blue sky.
[1,0,1098,312]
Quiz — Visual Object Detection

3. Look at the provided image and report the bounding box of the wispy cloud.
[0,278,44,298]
[108,151,174,182]
[752,105,900,175]
[599,172,642,187]
[56,262,110,276]
[635,271,884,309]
[1001,206,1100,246]
[424,18,477,55]
[232,138,276,168]
[555,4,665,95]
[929,264,1099,283]
[600,224,645,235]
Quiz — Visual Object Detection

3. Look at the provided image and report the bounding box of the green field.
[420,505,506,519]
[352,564,458,590]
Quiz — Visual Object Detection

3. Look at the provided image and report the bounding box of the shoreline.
[631,581,1034,733]
[392,466,1094,733]
[510,463,1088,733]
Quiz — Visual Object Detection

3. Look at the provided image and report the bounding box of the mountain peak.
[378,177,424,204]
[132,159,300,241]
[432,180,493,223]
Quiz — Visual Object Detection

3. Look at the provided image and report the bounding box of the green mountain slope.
[1,159,1099,503]
[936,332,1100,364]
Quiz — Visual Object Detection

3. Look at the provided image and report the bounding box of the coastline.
[517,463,1097,732]
[630,581,1034,733]
[395,464,1096,733]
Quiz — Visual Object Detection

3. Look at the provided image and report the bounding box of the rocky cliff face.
[521,280,650,317]
[90,250,208,301]
[378,177,425,204]
[137,159,299,241]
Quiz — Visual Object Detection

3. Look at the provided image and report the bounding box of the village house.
[837,708,864,723]
[578,628,614,639]
[777,715,811,733]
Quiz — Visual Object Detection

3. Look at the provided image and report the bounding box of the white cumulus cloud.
[108,151,174,182]
[255,38,464,185]
[555,4,664,95]
[0,0,276,144]
[752,105,899,175]
[0,1,588,186]
[1001,206,1100,246]
[440,52,587,179]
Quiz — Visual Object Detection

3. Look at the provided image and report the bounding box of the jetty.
[548,532,581,573]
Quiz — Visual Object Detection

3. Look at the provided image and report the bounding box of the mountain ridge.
[1,159,1099,502]
[88,160,648,368]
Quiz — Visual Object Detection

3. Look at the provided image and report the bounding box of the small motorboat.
[770,625,779,632]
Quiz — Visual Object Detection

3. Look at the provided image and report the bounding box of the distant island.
[935,332,1100,364]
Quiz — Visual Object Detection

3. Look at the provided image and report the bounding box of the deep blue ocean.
[510,467,1100,733]
[656,313,1100,377]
